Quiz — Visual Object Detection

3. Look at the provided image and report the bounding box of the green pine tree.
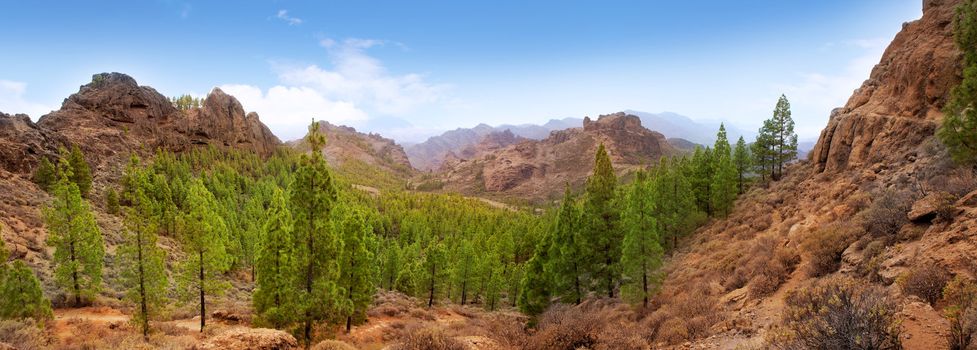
[752,119,777,183]
[290,120,340,345]
[517,233,552,316]
[254,188,296,329]
[421,242,448,308]
[732,136,751,194]
[0,260,52,320]
[337,207,376,333]
[43,160,104,306]
[451,240,477,305]
[620,172,663,308]
[546,184,584,304]
[939,0,977,163]
[710,125,739,217]
[176,179,231,332]
[120,177,168,340]
[33,157,57,192]
[67,145,93,197]
[581,144,620,298]
[771,95,798,179]
[106,188,120,215]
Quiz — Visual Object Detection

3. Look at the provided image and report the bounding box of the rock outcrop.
[289,121,415,180]
[0,72,281,178]
[811,0,961,173]
[435,112,673,202]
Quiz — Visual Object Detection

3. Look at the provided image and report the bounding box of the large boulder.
[908,191,956,222]
[196,328,298,350]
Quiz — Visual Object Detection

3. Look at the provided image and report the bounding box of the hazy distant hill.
[624,110,755,145]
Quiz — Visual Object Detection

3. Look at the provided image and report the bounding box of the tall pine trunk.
[199,250,206,332]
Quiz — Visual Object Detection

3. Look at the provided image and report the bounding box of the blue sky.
[0,0,921,143]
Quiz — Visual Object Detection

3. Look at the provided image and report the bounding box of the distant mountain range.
[405,111,755,170]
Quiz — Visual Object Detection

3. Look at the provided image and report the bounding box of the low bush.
[768,277,901,350]
[898,263,951,305]
[860,189,912,239]
[943,276,977,350]
[801,223,856,278]
[0,319,49,350]
[312,339,358,350]
[392,327,467,350]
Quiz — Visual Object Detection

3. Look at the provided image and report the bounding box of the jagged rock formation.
[811,0,961,173]
[453,129,527,162]
[289,121,414,181]
[434,112,673,202]
[0,72,280,178]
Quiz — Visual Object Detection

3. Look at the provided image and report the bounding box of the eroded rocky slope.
[657,0,971,347]
[434,112,674,202]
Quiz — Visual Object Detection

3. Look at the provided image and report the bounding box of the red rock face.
[0,72,281,177]
[812,0,962,173]
[437,112,673,202]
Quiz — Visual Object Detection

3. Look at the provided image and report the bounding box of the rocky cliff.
[0,73,280,178]
[812,0,961,173]
[434,112,673,202]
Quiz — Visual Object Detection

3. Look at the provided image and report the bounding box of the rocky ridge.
[434,112,673,202]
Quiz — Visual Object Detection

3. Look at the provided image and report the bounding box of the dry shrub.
[943,276,977,350]
[519,299,645,350]
[855,240,887,283]
[744,235,799,298]
[860,189,912,240]
[0,319,49,350]
[392,327,467,350]
[801,223,856,278]
[897,263,951,305]
[768,276,900,350]
[312,339,358,350]
[642,287,722,345]
[477,313,529,348]
[409,308,436,321]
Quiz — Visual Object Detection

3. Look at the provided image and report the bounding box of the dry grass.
[313,339,359,350]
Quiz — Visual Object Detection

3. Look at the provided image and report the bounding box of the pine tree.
[710,125,739,217]
[176,179,231,332]
[254,188,296,329]
[120,177,168,340]
[379,240,402,291]
[651,157,699,251]
[33,157,57,192]
[421,242,448,308]
[337,207,375,333]
[752,120,777,183]
[290,120,340,345]
[106,188,120,215]
[0,260,52,320]
[546,184,584,304]
[620,172,663,308]
[517,233,552,316]
[582,144,620,298]
[452,240,476,305]
[67,145,93,197]
[771,95,798,179]
[43,160,104,306]
[939,0,977,163]
[690,147,715,214]
[733,136,751,194]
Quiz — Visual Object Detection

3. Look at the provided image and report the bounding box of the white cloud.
[219,84,367,140]
[276,10,303,26]
[275,38,446,115]
[225,38,448,141]
[0,80,55,119]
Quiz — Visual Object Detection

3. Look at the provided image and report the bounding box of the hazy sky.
[0,0,921,143]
